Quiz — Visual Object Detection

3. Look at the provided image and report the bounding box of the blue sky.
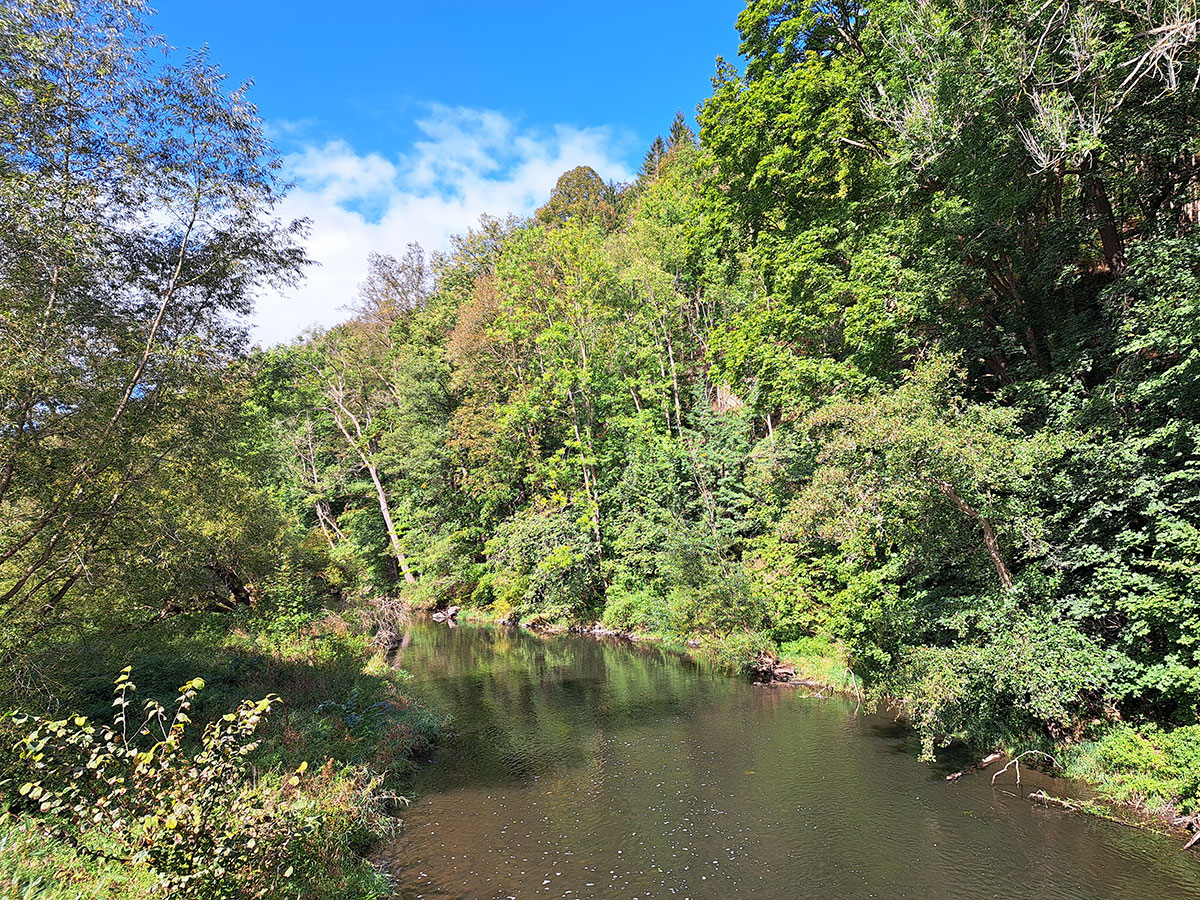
[150,1,746,342]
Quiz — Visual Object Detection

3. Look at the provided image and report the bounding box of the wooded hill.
[4,0,1200,778]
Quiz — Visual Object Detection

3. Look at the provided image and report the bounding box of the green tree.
[0,0,306,646]
[639,135,667,183]
[294,249,438,586]
[665,109,695,150]
[535,165,624,231]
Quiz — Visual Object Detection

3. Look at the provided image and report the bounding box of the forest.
[2,0,1200,896]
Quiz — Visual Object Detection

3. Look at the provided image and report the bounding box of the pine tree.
[639,135,666,183]
[666,110,695,150]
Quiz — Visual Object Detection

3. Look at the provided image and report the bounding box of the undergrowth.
[0,596,447,899]
[1064,723,1200,818]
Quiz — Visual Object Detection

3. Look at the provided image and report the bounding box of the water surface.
[381,621,1200,900]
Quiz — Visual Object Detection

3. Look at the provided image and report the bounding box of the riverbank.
[5,597,1193,900]
[435,602,1199,850]
[0,599,446,900]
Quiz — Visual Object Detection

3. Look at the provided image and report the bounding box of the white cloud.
[249,106,635,345]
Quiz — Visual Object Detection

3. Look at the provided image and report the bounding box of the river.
[378,619,1200,899]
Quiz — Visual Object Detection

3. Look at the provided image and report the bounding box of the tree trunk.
[206,559,253,607]
[300,417,344,548]
[327,405,417,584]
[566,387,603,559]
[929,477,1015,590]
[980,257,1052,375]
[1081,153,1125,274]
[364,459,417,584]
[664,323,684,438]
[315,499,345,547]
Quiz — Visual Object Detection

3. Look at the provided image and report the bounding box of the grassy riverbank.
[0,598,446,900]
[1061,726,1200,830]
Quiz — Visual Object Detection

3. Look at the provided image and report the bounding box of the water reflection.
[381,621,1200,900]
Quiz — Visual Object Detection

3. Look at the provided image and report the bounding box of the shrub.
[890,614,1110,760]
[1066,724,1200,816]
[707,630,775,676]
[600,583,670,632]
[485,504,603,621]
[6,668,390,899]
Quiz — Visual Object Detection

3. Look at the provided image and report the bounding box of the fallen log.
[946,751,1005,782]
[1029,790,1079,810]
[1028,790,1172,837]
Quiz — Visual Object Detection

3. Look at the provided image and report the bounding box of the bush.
[890,614,1110,759]
[1066,724,1200,816]
[776,636,857,690]
[600,583,670,632]
[485,505,603,621]
[6,668,391,899]
[707,630,775,676]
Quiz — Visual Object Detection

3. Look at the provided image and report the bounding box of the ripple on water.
[381,622,1200,900]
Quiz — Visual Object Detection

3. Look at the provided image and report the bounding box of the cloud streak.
[250,106,635,345]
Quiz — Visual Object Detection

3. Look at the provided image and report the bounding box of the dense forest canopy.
[3,0,1199,764]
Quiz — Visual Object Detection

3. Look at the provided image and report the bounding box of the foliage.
[1065,724,1200,816]
[6,669,391,899]
[0,0,308,647]
[1048,235,1200,721]
[485,503,604,622]
[265,10,1200,766]
[706,630,775,676]
[6,0,1200,846]
[888,612,1111,759]
[535,166,624,231]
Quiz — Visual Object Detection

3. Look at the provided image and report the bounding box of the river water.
[379,620,1200,900]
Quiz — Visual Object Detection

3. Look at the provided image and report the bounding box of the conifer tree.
[666,110,695,150]
[639,135,666,182]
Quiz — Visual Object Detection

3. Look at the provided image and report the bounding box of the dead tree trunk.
[1081,153,1125,274]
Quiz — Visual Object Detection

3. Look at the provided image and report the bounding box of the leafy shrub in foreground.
[889,614,1111,759]
[7,668,389,899]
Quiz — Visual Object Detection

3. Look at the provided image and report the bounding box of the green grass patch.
[1063,723,1200,817]
[0,819,155,899]
[776,636,858,692]
[1,601,447,900]
[6,606,447,783]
